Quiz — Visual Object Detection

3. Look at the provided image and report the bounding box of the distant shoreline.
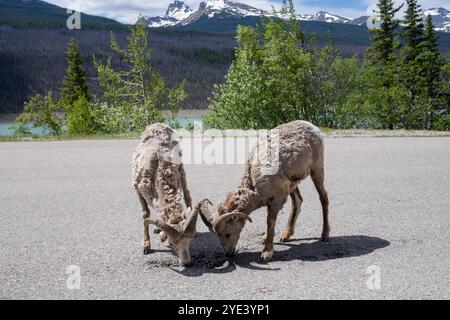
[0,109,210,125]
[2,111,449,139]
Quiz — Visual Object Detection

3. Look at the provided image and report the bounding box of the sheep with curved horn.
[132,123,198,266]
[200,121,330,262]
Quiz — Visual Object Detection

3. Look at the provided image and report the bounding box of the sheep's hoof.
[260,250,273,262]
[321,235,330,242]
[143,246,152,255]
[182,261,194,268]
[279,230,293,242]
[153,228,161,234]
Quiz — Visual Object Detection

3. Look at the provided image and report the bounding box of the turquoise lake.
[0,116,203,137]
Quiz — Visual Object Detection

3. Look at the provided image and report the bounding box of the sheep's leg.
[311,168,330,242]
[179,164,192,209]
[260,207,270,244]
[261,201,284,262]
[137,191,152,255]
[137,159,159,254]
[280,187,303,242]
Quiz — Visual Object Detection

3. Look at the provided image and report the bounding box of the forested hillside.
[0,0,123,29]
[2,25,449,113]
[1,0,449,113]
[0,28,234,113]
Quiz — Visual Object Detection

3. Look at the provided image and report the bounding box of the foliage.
[366,0,403,66]
[60,38,89,107]
[9,0,450,134]
[205,1,372,129]
[93,20,187,133]
[15,92,63,135]
[65,95,95,135]
[401,0,424,62]
[2,22,450,114]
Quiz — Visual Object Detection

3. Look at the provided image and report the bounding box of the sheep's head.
[144,205,199,266]
[198,191,257,257]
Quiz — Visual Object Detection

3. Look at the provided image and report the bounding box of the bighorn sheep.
[132,123,198,266]
[200,120,330,262]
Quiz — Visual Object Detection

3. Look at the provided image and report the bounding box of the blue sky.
[47,0,450,24]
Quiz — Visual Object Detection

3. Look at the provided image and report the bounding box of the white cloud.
[370,0,449,18]
[45,0,449,24]
[47,0,175,23]
[45,0,279,23]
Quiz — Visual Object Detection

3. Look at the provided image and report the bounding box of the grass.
[0,133,140,142]
[2,128,450,142]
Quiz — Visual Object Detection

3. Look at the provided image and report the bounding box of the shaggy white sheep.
[132,123,198,266]
[200,121,330,262]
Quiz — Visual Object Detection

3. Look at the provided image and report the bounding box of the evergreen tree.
[366,0,403,66]
[400,0,427,129]
[365,0,404,129]
[60,38,89,107]
[422,15,441,98]
[401,0,424,63]
[421,15,445,128]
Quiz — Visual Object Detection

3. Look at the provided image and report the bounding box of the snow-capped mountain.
[423,7,450,33]
[299,11,352,24]
[350,16,371,26]
[142,1,450,33]
[166,0,194,20]
[143,0,266,27]
[181,0,266,25]
[142,0,193,27]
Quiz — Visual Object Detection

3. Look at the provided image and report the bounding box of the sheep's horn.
[183,205,199,235]
[198,199,215,232]
[144,218,181,240]
[213,211,252,229]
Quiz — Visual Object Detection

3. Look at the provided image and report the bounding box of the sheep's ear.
[198,199,215,232]
[183,206,198,235]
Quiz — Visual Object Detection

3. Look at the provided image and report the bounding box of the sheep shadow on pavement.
[168,233,390,277]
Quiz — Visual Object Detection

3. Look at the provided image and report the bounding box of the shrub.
[15,92,63,135]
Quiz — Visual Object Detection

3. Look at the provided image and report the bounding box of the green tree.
[15,92,63,136]
[401,0,424,62]
[94,20,187,133]
[60,38,89,107]
[399,0,428,129]
[421,15,442,99]
[366,0,403,129]
[433,57,450,130]
[366,0,403,66]
[205,0,367,130]
[66,95,95,135]
[59,38,95,135]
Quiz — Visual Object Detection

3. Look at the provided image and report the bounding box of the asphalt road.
[1,137,450,299]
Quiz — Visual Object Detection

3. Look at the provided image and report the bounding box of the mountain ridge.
[0,0,124,29]
[143,0,450,33]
